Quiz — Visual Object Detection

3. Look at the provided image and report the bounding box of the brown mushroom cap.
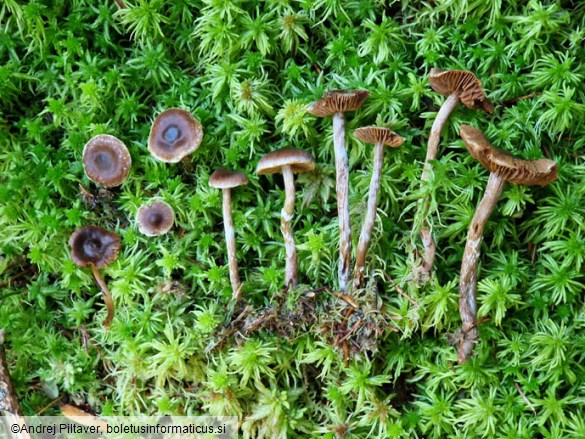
[82,135,131,187]
[136,200,175,236]
[354,126,404,147]
[429,69,493,113]
[209,169,249,189]
[148,108,203,163]
[307,89,370,117]
[460,125,558,186]
[256,147,316,175]
[69,226,121,269]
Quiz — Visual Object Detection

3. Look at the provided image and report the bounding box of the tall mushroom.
[457,125,557,363]
[209,169,249,300]
[136,200,175,236]
[148,108,203,163]
[416,69,493,281]
[307,89,369,292]
[352,127,404,289]
[69,226,121,329]
[256,148,315,289]
[83,134,131,187]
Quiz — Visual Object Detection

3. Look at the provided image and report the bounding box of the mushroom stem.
[458,172,505,363]
[281,164,298,288]
[222,188,242,300]
[418,92,460,277]
[332,111,351,293]
[91,266,115,330]
[353,141,385,289]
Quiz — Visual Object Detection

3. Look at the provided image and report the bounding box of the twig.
[0,265,38,289]
[514,382,537,414]
[0,330,23,415]
[36,395,66,415]
[383,272,419,308]
[501,92,541,107]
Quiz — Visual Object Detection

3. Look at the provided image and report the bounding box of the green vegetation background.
[1,0,584,437]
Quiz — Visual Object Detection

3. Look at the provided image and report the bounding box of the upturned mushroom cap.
[209,169,249,189]
[307,89,369,117]
[148,108,203,163]
[354,126,404,147]
[460,125,558,186]
[82,135,131,187]
[429,69,494,113]
[69,226,121,269]
[136,200,175,236]
[256,147,315,175]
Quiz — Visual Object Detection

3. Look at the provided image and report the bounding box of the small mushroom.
[307,89,369,292]
[136,200,175,236]
[256,147,315,288]
[82,134,131,187]
[417,69,493,281]
[352,127,404,289]
[148,108,203,163]
[69,226,121,329]
[457,125,557,363]
[209,169,249,300]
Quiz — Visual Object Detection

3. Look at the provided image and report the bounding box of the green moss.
[1,0,584,436]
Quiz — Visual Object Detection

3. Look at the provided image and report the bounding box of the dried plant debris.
[210,287,396,362]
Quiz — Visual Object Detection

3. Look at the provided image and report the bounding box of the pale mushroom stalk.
[416,69,493,281]
[222,188,242,299]
[256,148,315,290]
[457,125,557,363]
[458,172,505,362]
[91,267,115,329]
[307,90,369,292]
[209,169,249,300]
[332,112,352,293]
[354,143,383,287]
[352,126,404,289]
[281,165,299,288]
[419,94,460,272]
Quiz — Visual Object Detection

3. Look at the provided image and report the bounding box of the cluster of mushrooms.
[68,69,558,363]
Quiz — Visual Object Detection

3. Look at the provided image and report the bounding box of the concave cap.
[209,169,249,189]
[429,68,493,113]
[354,126,404,147]
[307,89,369,117]
[256,147,315,175]
[69,226,121,269]
[82,135,131,187]
[148,108,203,163]
[460,125,558,186]
[136,200,175,236]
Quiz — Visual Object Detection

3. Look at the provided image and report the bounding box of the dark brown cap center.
[148,212,164,227]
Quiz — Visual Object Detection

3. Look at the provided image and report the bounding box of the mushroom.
[457,125,557,363]
[417,69,493,281]
[352,127,404,289]
[307,89,369,292]
[83,134,131,187]
[136,200,175,236]
[209,169,249,300]
[148,108,204,163]
[256,147,315,288]
[69,226,121,329]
